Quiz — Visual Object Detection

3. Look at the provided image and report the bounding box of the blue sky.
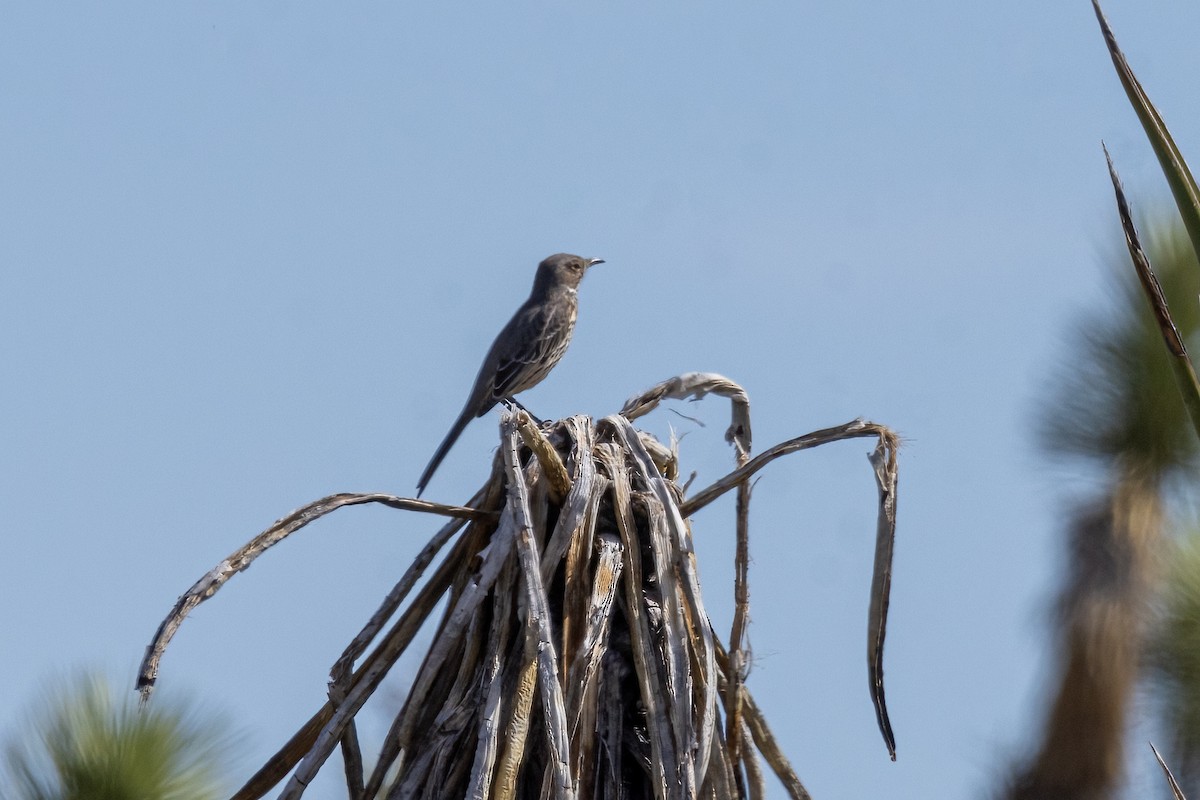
[3,2,1200,797]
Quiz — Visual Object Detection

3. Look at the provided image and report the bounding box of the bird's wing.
[491,303,554,400]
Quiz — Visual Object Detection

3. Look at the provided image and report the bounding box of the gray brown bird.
[416,252,604,496]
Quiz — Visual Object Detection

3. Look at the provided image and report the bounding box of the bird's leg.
[501,396,545,426]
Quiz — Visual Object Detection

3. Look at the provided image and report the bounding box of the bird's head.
[535,253,604,293]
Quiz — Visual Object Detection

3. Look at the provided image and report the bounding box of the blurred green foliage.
[1039,222,1200,480]
[1,674,235,800]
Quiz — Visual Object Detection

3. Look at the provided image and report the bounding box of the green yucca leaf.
[1092,0,1200,264]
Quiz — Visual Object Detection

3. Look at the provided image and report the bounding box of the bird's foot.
[502,397,545,426]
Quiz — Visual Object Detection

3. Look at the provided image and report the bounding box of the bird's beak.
[588,258,605,267]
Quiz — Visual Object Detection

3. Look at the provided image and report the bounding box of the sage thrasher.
[416,252,604,496]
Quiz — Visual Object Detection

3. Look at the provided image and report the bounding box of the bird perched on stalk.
[416,252,604,496]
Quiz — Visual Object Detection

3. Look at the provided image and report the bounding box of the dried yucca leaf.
[137,373,900,799]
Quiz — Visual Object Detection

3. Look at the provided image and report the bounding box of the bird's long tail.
[416,406,475,497]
